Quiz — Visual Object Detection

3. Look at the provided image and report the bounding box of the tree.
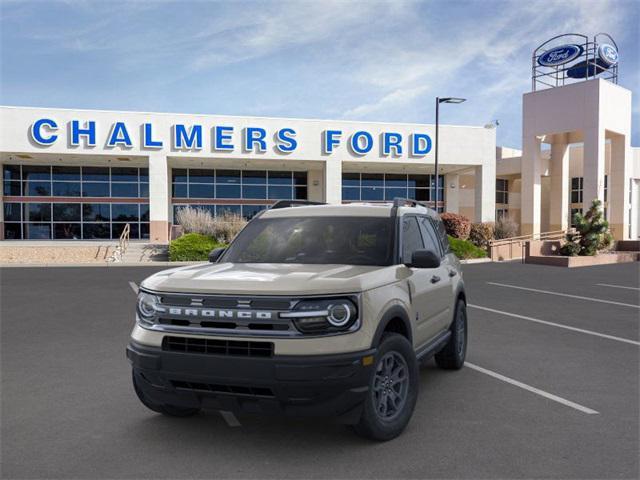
[560,199,613,256]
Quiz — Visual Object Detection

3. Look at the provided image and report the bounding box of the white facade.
[0,106,496,243]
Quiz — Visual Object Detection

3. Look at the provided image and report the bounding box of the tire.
[132,371,200,417]
[434,299,467,370]
[352,333,419,441]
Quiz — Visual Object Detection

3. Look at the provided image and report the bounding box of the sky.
[1,0,638,148]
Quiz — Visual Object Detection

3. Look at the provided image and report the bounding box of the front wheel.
[434,299,467,370]
[352,333,419,441]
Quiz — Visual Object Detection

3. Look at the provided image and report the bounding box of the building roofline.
[0,104,490,130]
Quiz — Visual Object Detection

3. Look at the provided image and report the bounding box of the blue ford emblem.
[598,44,618,66]
[538,44,583,67]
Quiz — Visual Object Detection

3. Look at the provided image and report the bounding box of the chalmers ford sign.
[28,118,434,157]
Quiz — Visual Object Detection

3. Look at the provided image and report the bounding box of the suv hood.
[141,262,399,296]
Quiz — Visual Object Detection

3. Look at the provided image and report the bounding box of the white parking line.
[129,281,139,294]
[465,362,599,415]
[219,410,242,427]
[487,282,640,309]
[469,304,640,346]
[596,283,640,291]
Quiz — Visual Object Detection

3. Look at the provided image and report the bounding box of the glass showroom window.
[341,173,444,206]
[496,208,509,220]
[171,168,307,220]
[570,177,583,204]
[3,201,149,240]
[496,178,509,204]
[173,204,268,221]
[2,164,149,239]
[2,164,149,199]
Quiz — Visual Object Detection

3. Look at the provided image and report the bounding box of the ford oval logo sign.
[598,44,618,66]
[538,44,583,67]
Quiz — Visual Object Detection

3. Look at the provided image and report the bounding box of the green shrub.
[560,199,613,256]
[469,222,495,249]
[169,233,225,261]
[448,235,487,260]
[440,213,471,240]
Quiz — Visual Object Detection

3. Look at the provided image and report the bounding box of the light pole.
[435,97,466,210]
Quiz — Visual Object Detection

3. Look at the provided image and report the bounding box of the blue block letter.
[174,124,203,149]
[383,132,403,156]
[323,130,342,154]
[143,123,163,148]
[30,118,58,145]
[107,122,133,147]
[244,127,267,152]
[275,128,297,153]
[214,126,234,151]
[350,131,373,155]
[71,120,96,146]
[411,133,432,156]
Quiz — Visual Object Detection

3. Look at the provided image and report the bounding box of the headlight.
[137,291,161,324]
[281,298,358,334]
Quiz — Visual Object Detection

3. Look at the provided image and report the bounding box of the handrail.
[489,229,570,247]
[106,223,131,262]
[119,223,131,254]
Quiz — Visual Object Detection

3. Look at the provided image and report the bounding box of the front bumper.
[127,341,376,423]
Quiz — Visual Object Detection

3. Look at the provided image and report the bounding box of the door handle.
[430,275,441,284]
[448,269,457,277]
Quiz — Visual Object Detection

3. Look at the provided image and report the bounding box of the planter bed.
[525,252,639,268]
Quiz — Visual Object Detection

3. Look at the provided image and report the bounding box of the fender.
[370,305,413,348]
[448,284,467,329]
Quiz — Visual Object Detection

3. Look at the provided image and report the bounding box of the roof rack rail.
[391,198,431,209]
[270,200,326,210]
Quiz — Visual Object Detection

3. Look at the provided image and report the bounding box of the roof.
[261,202,437,219]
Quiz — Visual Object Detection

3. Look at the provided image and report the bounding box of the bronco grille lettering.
[162,307,274,320]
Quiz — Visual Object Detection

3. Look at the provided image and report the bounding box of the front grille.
[171,380,274,398]
[159,294,292,310]
[162,336,274,357]
[157,318,291,332]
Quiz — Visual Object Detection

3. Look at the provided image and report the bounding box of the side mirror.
[208,247,226,263]
[407,249,440,269]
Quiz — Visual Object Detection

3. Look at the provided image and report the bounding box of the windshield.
[222,216,395,266]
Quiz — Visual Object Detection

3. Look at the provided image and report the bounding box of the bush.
[494,216,519,239]
[211,212,248,244]
[169,233,224,261]
[560,199,613,256]
[440,213,471,240]
[176,207,247,243]
[469,222,495,249]
[448,235,487,260]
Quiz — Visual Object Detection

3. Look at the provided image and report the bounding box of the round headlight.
[137,292,158,320]
[327,302,354,327]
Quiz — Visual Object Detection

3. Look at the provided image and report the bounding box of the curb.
[460,258,492,264]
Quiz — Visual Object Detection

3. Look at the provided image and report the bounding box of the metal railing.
[106,223,131,263]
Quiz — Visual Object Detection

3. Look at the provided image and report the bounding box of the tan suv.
[127,199,467,440]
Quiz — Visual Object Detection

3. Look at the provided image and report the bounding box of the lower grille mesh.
[162,336,274,357]
[171,380,274,398]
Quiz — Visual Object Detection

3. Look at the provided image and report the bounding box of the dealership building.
[0,34,638,245]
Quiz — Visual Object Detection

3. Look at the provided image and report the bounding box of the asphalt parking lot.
[1,261,638,479]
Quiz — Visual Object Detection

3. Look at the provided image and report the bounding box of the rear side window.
[401,217,424,263]
[418,217,442,257]
[431,217,450,254]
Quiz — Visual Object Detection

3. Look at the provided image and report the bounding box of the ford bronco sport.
[127,199,467,440]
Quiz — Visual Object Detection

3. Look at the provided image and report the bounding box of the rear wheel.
[132,371,200,417]
[434,299,467,370]
[352,333,419,441]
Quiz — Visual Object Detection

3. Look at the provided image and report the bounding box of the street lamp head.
[438,97,466,104]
